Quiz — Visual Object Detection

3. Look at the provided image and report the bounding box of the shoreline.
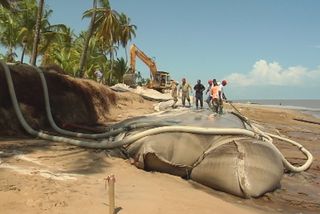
[233,99,320,109]
[233,101,320,119]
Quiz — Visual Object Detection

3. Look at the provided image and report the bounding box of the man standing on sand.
[193,79,205,109]
[205,79,213,108]
[218,80,228,114]
[170,80,179,108]
[178,78,192,107]
[94,69,103,83]
[210,79,221,113]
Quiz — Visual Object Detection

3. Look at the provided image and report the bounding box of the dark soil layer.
[0,64,116,135]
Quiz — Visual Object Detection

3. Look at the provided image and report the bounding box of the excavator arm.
[124,44,172,92]
[130,44,158,80]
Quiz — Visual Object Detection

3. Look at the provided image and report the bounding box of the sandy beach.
[1,1,319,213]
[0,91,319,214]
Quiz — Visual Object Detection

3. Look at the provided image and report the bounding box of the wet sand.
[226,103,320,213]
[0,99,319,214]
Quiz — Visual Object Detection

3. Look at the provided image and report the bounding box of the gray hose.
[227,101,313,172]
[265,132,313,172]
[34,65,175,138]
[107,124,312,173]
[1,61,108,147]
[100,126,260,144]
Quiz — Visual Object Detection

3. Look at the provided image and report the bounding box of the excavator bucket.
[123,73,136,87]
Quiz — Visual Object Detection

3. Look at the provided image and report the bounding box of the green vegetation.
[0,0,137,85]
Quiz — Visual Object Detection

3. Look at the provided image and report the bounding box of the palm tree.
[94,2,120,45]
[58,26,74,49]
[1,0,70,64]
[4,0,66,64]
[86,0,121,82]
[103,42,118,84]
[1,0,47,63]
[30,0,44,65]
[39,23,70,55]
[118,13,137,63]
[0,0,21,13]
[0,6,25,62]
[12,0,38,60]
[50,47,80,75]
[74,31,108,78]
[17,2,67,61]
[82,0,122,83]
[41,26,80,75]
[20,36,27,63]
[0,0,10,8]
[41,26,75,64]
[113,57,128,83]
[78,0,97,77]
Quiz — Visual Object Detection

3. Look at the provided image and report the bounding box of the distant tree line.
[0,0,137,85]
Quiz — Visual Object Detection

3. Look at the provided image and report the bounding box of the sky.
[16,1,320,99]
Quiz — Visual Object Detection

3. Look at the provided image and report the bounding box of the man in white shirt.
[217,80,227,114]
[94,69,103,83]
[205,79,213,108]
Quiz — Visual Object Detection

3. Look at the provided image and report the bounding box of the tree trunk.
[30,0,44,66]
[78,0,97,77]
[7,46,14,63]
[20,40,27,63]
[125,45,128,64]
[0,0,11,9]
[20,45,26,63]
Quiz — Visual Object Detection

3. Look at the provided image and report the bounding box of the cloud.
[315,45,320,49]
[224,60,320,87]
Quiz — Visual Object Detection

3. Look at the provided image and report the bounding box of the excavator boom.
[124,44,172,92]
[130,44,158,76]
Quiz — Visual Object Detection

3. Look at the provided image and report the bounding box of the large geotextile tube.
[1,61,313,172]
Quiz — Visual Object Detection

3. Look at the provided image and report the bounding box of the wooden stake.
[106,174,116,214]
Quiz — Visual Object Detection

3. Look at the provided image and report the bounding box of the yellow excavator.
[123,44,172,92]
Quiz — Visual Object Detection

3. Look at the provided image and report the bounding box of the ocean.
[234,99,320,118]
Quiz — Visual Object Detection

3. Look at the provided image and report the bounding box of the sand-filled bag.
[191,138,283,198]
[127,133,214,177]
[124,110,284,198]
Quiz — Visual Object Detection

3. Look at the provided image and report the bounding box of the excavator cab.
[151,71,171,91]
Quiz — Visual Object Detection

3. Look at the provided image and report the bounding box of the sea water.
[234,99,320,118]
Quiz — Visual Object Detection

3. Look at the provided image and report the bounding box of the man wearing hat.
[178,78,192,107]
[218,80,228,114]
[170,80,179,108]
